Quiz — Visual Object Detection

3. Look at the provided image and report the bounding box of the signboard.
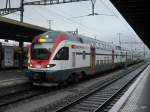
[4,46,14,67]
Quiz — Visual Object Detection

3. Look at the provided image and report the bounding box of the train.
[26,31,143,85]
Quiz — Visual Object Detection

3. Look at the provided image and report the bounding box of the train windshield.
[31,43,53,60]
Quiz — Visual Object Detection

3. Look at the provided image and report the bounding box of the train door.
[72,52,76,67]
[90,47,96,74]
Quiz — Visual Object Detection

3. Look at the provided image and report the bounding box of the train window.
[83,51,86,60]
[98,43,101,48]
[54,47,69,60]
[79,38,83,43]
[107,57,109,64]
[31,43,53,60]
[100,60,103,64]
[102,44,105,49]
[96,60,99,65]
[96,43,99,48]
[121,54,123,58]
[104,57,107,64]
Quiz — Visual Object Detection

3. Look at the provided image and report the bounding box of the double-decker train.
[26,31,143,85]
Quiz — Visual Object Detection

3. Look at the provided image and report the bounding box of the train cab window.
[54,47,69,60]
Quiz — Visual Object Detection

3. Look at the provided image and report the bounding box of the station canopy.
[111,0,150,49]
[0,16,48,42]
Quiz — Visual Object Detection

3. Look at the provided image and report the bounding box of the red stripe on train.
[49,33,67,61]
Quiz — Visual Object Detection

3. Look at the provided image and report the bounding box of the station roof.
[0,16,48,42]
[0,0,149,49]
[111,0,150,49]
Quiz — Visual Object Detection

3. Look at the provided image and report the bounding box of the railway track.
[55,63,148,112]
[0,85,57,109]
[0,62,147,111]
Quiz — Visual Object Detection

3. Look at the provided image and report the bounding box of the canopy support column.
[19,40,24,69]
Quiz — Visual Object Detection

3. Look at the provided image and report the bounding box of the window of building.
[54,47,69,60]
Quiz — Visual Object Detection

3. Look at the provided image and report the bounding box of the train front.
[26,31,66,85]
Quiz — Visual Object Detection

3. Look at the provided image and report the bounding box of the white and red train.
[26,31,143,84]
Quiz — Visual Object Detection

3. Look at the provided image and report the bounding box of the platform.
[0,69,30,96]
[109,64,150,112]
[0,69,29,88]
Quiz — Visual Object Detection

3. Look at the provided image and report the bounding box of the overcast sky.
[0,0,148,51]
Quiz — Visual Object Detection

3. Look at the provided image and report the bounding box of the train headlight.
[46,64,56,68]
[28,63,32,67]
[46,64,50,68]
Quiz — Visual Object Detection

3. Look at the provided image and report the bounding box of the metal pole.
[48,20,53,30]
[19,40,24,69]
[6,0,8,8]
[91,0,96,16]
[76,28,78,34]
[118,33,121,47]
[92,3,94,16]
[20,0,24,22]
[9,0,11,8]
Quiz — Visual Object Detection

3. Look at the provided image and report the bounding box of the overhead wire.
[39,6,79,29]
[7,0,116,38]
[98,0,141,44]
[28,6,51,24]
[45,5,110,38]
[40,6,103,37]
[23,6,49,25]
[65,0,115,18]
[32,6,78,29]
[5,11,34,22]
[4,0,140,46]
[97,0,117,17]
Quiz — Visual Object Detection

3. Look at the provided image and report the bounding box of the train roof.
[67,32,129,51]
[34,31,129,51]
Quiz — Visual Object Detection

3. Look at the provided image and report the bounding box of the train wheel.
[67,73,79,84]
[73,74,79,83]
[81,71,87,79]
[58,81,68,87]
